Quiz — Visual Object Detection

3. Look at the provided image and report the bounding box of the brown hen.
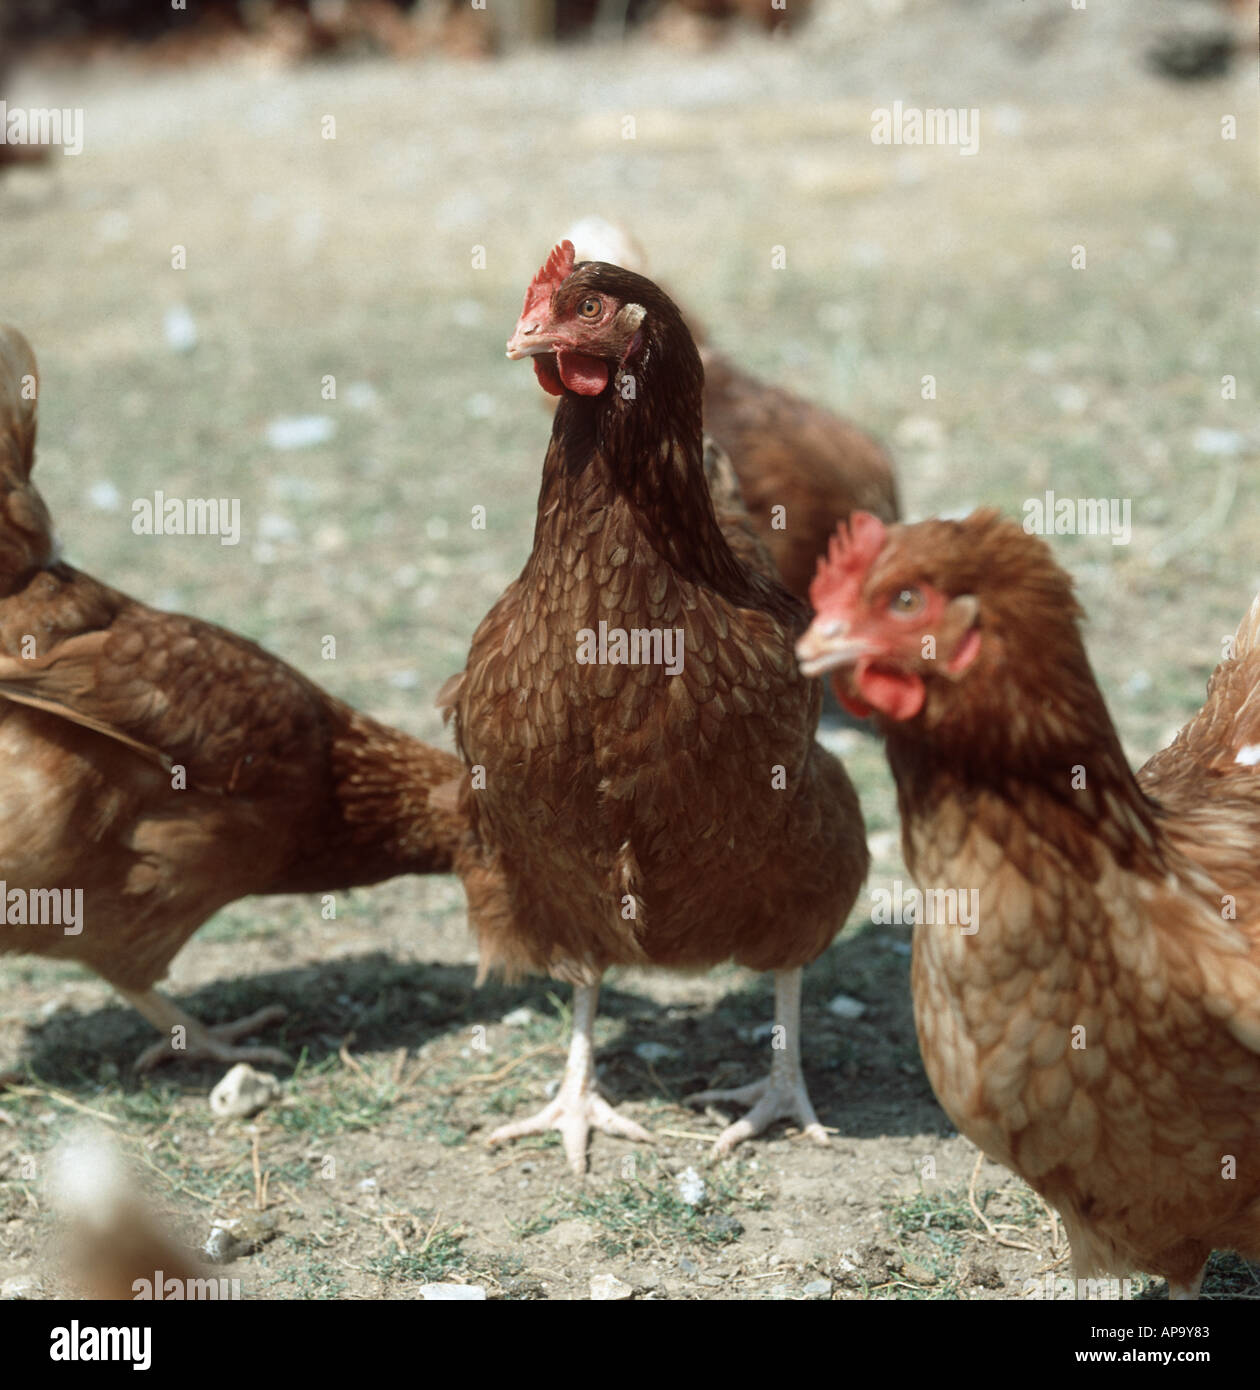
[442,241,869,1173]
[0,324,487,1071]
[799,509,1260,1298]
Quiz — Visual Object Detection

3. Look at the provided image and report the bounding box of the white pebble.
[163,305,198,353]
[676,1167,706,1207]
[265,415,336,450]
[209,1064,281,1120]
[589,1273,633,1301]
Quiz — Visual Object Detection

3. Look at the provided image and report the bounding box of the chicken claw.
[120,989,289,1072]
[687,968,830,1156]
[486,982,652,1176]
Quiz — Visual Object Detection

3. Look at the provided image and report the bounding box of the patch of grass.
[511,1153,755,1259]
[275,1054,401,1139]
[365,1216,467,1285]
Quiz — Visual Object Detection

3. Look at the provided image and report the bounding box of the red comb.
[809,512,888,614]
[519,239,576,325]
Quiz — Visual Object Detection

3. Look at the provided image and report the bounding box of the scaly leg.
[486,981,652,1176]
[119,988,288,1072]
[687,967,830,1156]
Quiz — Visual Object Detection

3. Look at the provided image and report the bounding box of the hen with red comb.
[443,244,870,1174]
[797,509,1260,1298]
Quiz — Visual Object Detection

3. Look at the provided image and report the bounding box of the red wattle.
[557,351,610,396]
[855,660,926,721]
[533,356,564,396]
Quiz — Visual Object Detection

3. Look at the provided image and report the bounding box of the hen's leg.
[687,967,830,1156]
[486,981,652,1176]
[119,988,289,1072]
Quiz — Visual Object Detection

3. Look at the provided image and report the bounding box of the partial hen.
[0,325,486,1071]
[800,509,1260,1298]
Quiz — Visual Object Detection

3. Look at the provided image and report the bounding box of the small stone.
[678,1256,700,1276]
[1192,427,1246,456]
[86,480,122,512]
[265,415,336,451]
[777,1237,811,1262]
[676,1167,706,1207]
[501,1007,534,1028]
[1,1275,41,1299]
[803,1278,832,1298]
[827,994,867,1020]
[632,1041,677,1064]
[203,1226,240,1264]
[204,1213,276,1263]
[589,1273,633,1301]
[209,1063,281,1120]
[419,1283,486,1301]
[163,304,198,353]
[357,1178,378,1193]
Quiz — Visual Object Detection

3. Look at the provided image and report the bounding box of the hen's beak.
[795,617,879,678]
[506,319,557,360]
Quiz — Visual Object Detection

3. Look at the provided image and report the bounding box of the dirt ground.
[0,0,1257,1301]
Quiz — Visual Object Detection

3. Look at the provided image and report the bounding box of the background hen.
[799,510,1260,1298]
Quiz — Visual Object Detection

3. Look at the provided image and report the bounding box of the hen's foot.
[120,988,288,1072]
[687,1071,829,1155]
[487,980,652,1175]
[488,1082,652,1177]
[687,967,830,1156]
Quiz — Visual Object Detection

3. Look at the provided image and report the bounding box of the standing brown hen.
[799,509,1260,1298]
[443,241,869,1173]
[566,216,900,604]
[0,324,494,1070]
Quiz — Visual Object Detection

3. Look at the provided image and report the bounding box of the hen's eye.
[577,296,603,320]
[890,587,924,617]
